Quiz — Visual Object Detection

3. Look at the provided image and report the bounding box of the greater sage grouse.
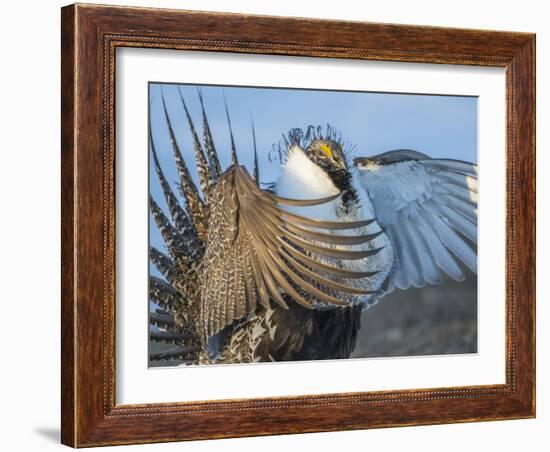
[149,90,478,366]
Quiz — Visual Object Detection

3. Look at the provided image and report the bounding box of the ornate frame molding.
[61,4,535,447]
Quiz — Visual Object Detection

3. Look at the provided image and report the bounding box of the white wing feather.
[356,154,477,291]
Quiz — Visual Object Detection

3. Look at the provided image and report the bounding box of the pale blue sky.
[148,83,477,280]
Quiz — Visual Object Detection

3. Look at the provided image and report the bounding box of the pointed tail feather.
[223,92,238,165]
[159,91,208,241]
[149,247,179,285]
[149,129,203,258]
[251,116,259,183]
[149,345,201,364]
[150,331,190,345]
[149,196,195,263]
[197,89,222,180]
[149,275,182,310]
[150,310,178,331]
[176,87,214,199]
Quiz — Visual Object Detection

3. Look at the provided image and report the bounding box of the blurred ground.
[150,274,477,366]
[352,273,477,358]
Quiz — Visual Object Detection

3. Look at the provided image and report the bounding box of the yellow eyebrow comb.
[319,143,334,159]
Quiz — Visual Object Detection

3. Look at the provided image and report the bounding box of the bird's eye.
[334,155,341,163]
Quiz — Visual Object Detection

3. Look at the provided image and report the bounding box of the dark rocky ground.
[352,273,478,358]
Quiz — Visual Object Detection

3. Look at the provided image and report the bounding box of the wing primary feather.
[243,182,378,263]
[234,261,246,319]
[274,206,375,230]
[265,249,350,306]
[416,213,465,281]
[224,263,236,329]
[240,188,328,307]
[257,254,292,309]
[233,289,245,322]
[237,167,340,207]
[249,207,371,296]
[437,171,478,193]
[423,159,478,176]
[281,250,375,295]
[278,243,380,279]
[387,223,424,289]
[240,204,300,309]
[249,249,274,309]
[283,222,384,245]
[439,182,479,205]
[401,218,441,285]
[242,250,258,313]
[429,215,477,274]
[432,193,477,222]
[211,274,225,338]
[280,232,384,260]
[254,245,316,308]
[242,200,366,301]
[269,192,341,206]
[425,202,477,243]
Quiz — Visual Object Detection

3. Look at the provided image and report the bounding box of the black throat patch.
[329,168,358,215]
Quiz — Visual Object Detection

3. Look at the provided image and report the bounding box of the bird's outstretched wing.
[355,150,477,291]
[200,165,382,339]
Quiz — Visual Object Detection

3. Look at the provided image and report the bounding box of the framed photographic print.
[61,3,536,447]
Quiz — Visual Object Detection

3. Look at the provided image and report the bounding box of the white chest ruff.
[274,146,393,307]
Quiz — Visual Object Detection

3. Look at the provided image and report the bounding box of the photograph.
[148,83,479,367]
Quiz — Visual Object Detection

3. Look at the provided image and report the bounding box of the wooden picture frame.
[61,3,535,447]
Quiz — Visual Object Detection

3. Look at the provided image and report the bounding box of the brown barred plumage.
[197,89,223,181]
[176,88,214,201]
[159,93,209,243]
[149,92,382,365]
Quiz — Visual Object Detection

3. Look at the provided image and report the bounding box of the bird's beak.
[354,157,380,172]
[334,158,347,169]
[353,157,368,169]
